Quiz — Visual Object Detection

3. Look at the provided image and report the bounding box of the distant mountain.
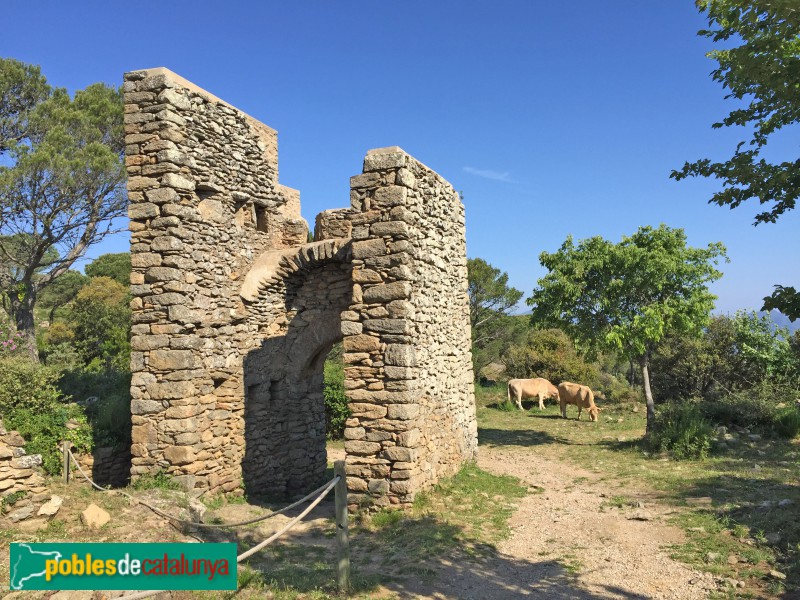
[764,309,799,332]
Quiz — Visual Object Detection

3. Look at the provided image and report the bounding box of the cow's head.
[588,406,602,422]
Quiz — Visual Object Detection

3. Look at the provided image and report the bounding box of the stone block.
[370,221,409,238]
[145,266,183,282]
[363,319,409,335]
[348,403,387,419]
[387,404,419,420]
[147,381,196,400]
[131,400,163,415]
[362,282,411,303]
[342,334,380,353]
[383,447,416,462]
[368,479,389,495]
[131,335,170,351]
[163,445,195,465]
[145,188,179,204]
[128,176,159,191]
[81,503,110,529]
[149,350,197,371]
[345,440,382,455]
[131,253,162,268]
[129,203,160,220]
[151,236,184,252]
[161,173,195,191]
[351,239,386,259]
[363,148,407,172]
[385,344,417,367]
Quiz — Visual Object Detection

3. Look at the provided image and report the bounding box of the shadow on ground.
[478,426,564,448]
[185,500,653,599]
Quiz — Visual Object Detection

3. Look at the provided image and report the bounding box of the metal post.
[333,460,350,592]
[62,440,72,483]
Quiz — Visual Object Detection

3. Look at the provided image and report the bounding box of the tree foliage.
[85,252,131,287]
[672,0,800,319]
[0,57,125,358]
[467,258,524,376]
[68,276,130,371]
[502,328,599,387]
[528,224,727,432]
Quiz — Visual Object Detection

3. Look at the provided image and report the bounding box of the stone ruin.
[124,68,477,508]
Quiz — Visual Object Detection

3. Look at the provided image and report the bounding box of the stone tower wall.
[342,149,477,508]
[125,68,476,506]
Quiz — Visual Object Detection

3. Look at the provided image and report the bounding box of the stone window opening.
[255,205,269,233]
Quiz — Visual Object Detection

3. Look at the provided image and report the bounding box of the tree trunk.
[11,290,39,362]
[639,354,655,434]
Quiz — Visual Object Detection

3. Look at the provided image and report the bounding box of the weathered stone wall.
[125,68,476,506]
[0,420,49,523]
[342,148,477,508]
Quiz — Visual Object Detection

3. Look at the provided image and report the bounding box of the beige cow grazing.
[557,381,601,422]
[507,378,560,410]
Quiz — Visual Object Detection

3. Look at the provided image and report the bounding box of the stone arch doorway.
[241,245,352,498]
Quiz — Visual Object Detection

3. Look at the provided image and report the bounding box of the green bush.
[650,402,715,460]
[502,328,599,386]
[773,407,800,439]
[699,381,799,434]
[596,372,640,404]
[59,368,131,448]
[323,355,349,440]
[0,357,63,415]
[4,404,93,475]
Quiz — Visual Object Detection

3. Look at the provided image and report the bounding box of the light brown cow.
[557,381,601,422]
[507,378,560,410]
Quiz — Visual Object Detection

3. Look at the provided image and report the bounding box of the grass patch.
[475,384,800,594]
[131,470,181,491]
[361,462,527,576]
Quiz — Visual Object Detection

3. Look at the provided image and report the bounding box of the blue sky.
[2,1,798,316]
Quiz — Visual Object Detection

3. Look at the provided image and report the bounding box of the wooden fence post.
[334,460,350,592]
[62,440,72,483]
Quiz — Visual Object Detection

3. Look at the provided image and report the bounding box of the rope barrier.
[67,448,333,528]
[64,447,342,600]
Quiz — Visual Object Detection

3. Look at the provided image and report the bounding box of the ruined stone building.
[124,68,477,508]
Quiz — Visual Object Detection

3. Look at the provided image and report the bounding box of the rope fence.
[62,444,350,598]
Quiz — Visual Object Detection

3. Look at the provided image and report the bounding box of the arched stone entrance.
[242,247,352,497]
[125,68,477,508]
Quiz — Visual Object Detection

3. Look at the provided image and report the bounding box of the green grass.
[130,469,181,491]
[476,384,800,595]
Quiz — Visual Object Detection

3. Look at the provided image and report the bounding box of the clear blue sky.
[2,1,798,316]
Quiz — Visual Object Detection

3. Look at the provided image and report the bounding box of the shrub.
[59,368,132,448]
[650,402,715,460]
[0,357,63,415]
[323,356,349,439]
[700,381,799,434]
[596,372,640,404]
[4,404,93,475]
[502,328,599,386]
[773,407,800,439]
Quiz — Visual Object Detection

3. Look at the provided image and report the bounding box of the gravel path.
[410,445,716,599]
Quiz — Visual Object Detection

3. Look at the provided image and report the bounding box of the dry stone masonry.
[125,67,477,508]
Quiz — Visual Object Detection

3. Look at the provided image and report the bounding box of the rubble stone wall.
[343,149,477,508]
[125,68,476,506]
[0,420,49,523]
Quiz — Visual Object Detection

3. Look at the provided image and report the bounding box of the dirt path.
[406,444,717,600]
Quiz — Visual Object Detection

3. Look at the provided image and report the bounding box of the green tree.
[37,270,87,323]
[467,258,524,376]
[503,328,599,386]
[528,225,727,432]
[68,277,130,371]
[0,58,125,360]
[85,252,131,287]
[671,1,800,320]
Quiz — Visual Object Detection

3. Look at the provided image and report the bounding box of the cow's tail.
[507,382,511,405]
